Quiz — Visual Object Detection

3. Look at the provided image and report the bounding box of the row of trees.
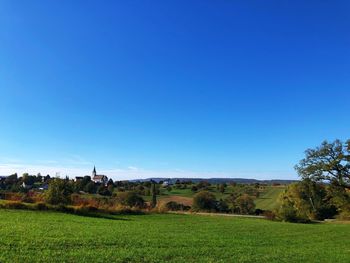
[45,177,159,208]
[192,191,256,214]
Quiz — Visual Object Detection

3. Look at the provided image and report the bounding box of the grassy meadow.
[0,209,349,263]
[146,184,286,211]
[255,186,286,211]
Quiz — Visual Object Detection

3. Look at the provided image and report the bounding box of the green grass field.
[148,185,286,211]
[255,186,286,211]
[0,209,349,262]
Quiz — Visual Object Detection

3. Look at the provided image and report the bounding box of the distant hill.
[130,177,298,185]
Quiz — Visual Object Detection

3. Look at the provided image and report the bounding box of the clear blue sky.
[0,1,349,180]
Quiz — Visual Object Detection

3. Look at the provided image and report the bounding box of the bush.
[116,191,145,208]
[33,202,49,211]
[235,194,256,215]
[255,208,264,215]
[192,191,216,211]
[191,186,198,192]
[45,178,73,205]
[164,201,190,211]
[112,204,145,215]
[263,210,276,221]
[215,199,229,213]
[337,205,350,220]
[338,210,350,221]
[74,205,99,215]
[21,194,35,203]
[2,201,27,210]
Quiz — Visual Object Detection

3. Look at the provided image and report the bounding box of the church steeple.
[92,166,97,177]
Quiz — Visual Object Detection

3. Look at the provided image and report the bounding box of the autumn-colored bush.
[21,194,35,203]
[4,192,23,201]
[263,210,276,221]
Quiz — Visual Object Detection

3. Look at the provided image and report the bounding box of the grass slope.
[255,186,286,211]
[0,209,349,262]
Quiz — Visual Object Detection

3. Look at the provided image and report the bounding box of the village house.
[91,166,108,185]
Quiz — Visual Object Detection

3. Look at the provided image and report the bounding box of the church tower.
[92,166,97,177]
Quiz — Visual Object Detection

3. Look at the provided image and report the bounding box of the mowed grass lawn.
[0,210,349,263]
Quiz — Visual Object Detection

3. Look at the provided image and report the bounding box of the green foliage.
[45,178,74,205]
[116,191,145,208]
[97,184,111,196]
[163,201,190,211]
[219,183,226,193]
[276,181,338,222]
[295,139,350,191]
[151,183,157,208]
[235,194,256,214]
[84,181,96,193]
[192,191,216,211]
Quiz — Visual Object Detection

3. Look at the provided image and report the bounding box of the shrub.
[263,210,276,221]
[74,205,99,215]
[116,191,145,208]
[33,202,49,211]
[235,194,256,215]
[191,186,198,192]
[4,192,22,201]
[337,210,350,221]
[45,178,73,205]
[164,201,190,211]
[336,205,350,221]
[255,208,264,215]
[2,201,27,210]
[215,199,229,213]
[192,191,216,211]
[21,194,35,203]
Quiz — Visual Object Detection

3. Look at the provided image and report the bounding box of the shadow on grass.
[72,212,131,221]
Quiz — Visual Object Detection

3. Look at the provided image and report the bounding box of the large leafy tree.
[295,139,350,190]
[45,178,74,205]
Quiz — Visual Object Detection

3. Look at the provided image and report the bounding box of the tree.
[192,191,216,211]
[276,181,337,222]
[191,185,198,192]
[117,191,145,207]
[295,140,350,191]
[107,178,114,186]
[44,174,51,182]
[45,178,73,205]
[216,198,229,212]
[4,173,18,188]
[295,139,350,213]
[83,181,95,193]
[22,174,36,185]
[219,183,226,194]
[151,182,157,208]
[97,184,111,196]
[235,194,255,215]
[225,192,240,213]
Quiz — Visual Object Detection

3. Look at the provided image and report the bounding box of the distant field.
[255,186,286,211]
[147,185,285,211]
[0,209,349,262]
